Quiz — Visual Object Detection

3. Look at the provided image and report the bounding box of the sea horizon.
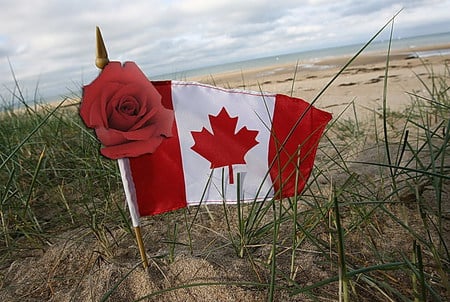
[151,31,450,80]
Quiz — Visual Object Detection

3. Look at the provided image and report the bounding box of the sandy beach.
[191,43,450,120]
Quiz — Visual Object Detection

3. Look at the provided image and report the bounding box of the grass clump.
[0,91,130,264]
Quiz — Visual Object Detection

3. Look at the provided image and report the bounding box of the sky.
[1,0,450,102]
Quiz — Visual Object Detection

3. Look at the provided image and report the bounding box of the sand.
[191,43,450,120]
[1,44,449,301]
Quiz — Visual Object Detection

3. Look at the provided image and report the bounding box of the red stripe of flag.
[129,81,187,216]
[269,94,330,198]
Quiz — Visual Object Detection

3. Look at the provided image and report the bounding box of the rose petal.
[96,124,165,147]
[122,125,158,141]
[107,82,161,131]
[126,106,173,138]
[150,106,175,137]
[81,62,158,129]
[108,96,141,131]
[129,107,158,131]
[122,84,162,129]
[83,82,121,128]
[100,136,165,159]
[80,61,175,158]
[95,127,128,146]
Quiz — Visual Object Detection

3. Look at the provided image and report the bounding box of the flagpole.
[117,158,149,269]
[95,27,148,269]
[133,226,148,269]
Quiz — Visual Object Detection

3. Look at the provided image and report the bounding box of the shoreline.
[189,43,450,120]
[189,43,450,83]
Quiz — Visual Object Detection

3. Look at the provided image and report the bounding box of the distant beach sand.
[190,43,450,120]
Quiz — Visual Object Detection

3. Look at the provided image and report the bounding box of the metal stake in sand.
[95,26,149,269]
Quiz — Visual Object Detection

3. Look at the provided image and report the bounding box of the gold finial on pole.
[95,26,109,69]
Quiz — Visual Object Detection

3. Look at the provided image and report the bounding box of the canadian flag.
[119,80,331,222]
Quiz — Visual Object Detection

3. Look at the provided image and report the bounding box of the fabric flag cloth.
[122,80,331,219]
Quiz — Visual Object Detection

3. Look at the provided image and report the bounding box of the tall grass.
[1,24,449,302]
[0,85,129,264]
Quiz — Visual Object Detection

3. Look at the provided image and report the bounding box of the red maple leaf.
[191,107,259,184]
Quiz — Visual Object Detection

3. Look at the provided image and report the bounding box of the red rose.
[80,61,174,159]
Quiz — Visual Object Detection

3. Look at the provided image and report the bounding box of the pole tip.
[95,26,109,69]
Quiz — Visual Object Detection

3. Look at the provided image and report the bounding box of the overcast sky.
[1,0,450,102]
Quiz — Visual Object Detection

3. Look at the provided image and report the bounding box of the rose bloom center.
[119,97,139,116]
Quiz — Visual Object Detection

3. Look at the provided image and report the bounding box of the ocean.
[153,31,450,80]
